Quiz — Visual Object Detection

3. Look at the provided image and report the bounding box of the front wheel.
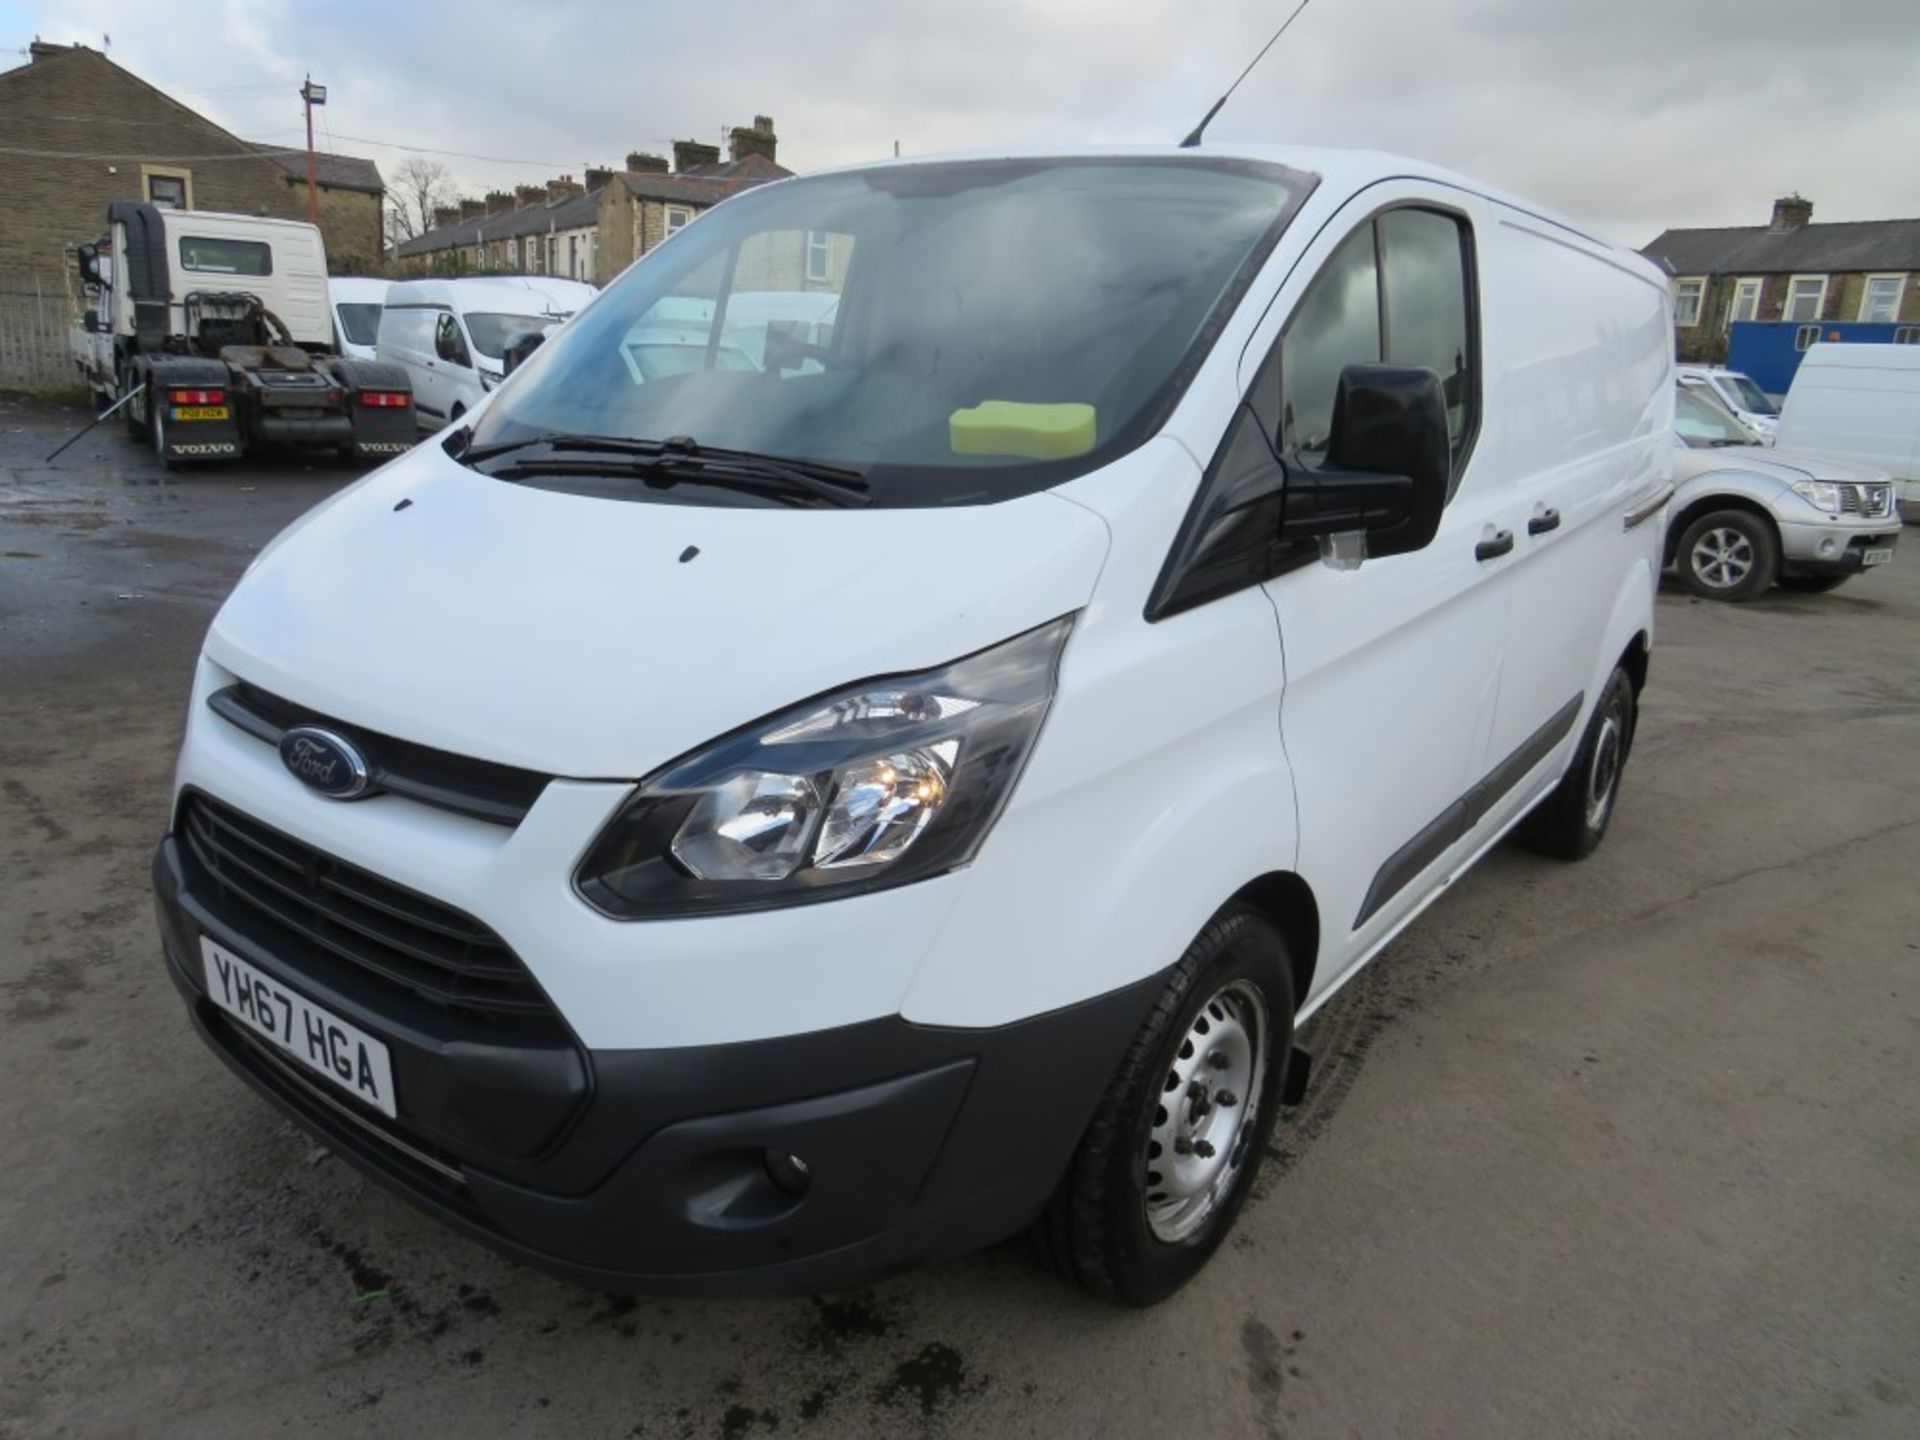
[1517,666,1637,861]
[1034,905,1292,1305]
[1676,509,1778,601]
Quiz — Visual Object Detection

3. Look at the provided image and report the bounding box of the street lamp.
[300,76,327,226]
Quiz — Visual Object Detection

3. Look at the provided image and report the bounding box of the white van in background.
[1775,343,1920,512]
[328,277,390,363]
[376,278,582,428]
[156,147,1671,1304]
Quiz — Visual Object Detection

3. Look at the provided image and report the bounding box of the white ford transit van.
[327,276,390,363]
[1775,343,1920,509]
[376,278,582,430]
[155,147,1671,1304]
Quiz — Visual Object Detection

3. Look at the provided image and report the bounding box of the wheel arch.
[1225,871,1319,1014]
[1664,491,1780,569]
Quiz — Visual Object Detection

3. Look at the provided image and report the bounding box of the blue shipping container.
[1728,320,1917,399]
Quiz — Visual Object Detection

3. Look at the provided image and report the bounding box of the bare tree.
[385,157,459,250]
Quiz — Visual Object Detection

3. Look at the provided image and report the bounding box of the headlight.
[575,616,1075,918]
[1791,479,1842,514]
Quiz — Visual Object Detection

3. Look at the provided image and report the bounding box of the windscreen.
[465,312,552,360]
[335,302,382,347]
[1676,385,1754,447]
[468,157,1311,505]
[1721,373,1778,416]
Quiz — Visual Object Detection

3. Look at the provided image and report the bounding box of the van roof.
[1796,343,1920,371]
[384,277,578,314]
[797,143,1630,261]
[327,276,391,303]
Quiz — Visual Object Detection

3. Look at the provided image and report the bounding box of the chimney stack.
[1769,194,1813,233]
[515,183,545,208]
[484,189,515,215]
[584,166,614,191]
[432,204,461,230]
[626,151,670,174]
[28,39,73,62]
[728,115,777,165]
[672,139,721,174]
[546,175,584,203]
[458,198,486,223]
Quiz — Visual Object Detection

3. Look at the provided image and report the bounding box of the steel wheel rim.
[1585,701,1624,830]
[1690,527,1753,589]
[1143,979,1269,1243]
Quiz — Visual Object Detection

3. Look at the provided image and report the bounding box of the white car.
[1677,364,1779,441]
[1667,382,1899,599]
[327,276,390,363]
[376,278,581,429]
[154,145,1669,1304]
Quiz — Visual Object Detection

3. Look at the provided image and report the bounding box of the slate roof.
[1642,218,1920,277]
[247,143,385,195]
[394,187,604,258]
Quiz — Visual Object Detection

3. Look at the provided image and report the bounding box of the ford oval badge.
[278,726,372,799]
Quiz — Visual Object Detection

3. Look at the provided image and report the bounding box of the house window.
[1726,277,1762,330]
[507,238,519,267]
[568,235,578,277]
[1673,277,1705,328]
[1860,274,1906,324]
[143,167,192,210]
[1783,275,1828,323]
[806,229,832,283]
[665,205,693,236]
[548,235,559,274]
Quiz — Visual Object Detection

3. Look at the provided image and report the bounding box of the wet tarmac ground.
[3,395,1917,1438]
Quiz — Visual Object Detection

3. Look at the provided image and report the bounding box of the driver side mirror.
[1278,363,1451,561]
[77,245,101,286]
[502,330,545,375]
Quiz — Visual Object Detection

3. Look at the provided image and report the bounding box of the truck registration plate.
[1863,548,1894,566]
[173,405,230,421]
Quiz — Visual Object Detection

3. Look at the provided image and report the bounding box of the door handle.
[1475,529,1515,562]
[1528,508,1562,536]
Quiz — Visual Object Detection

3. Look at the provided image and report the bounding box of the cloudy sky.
[3,0,1916,246]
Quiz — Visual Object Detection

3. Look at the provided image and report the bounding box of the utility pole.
[300,76,327,226]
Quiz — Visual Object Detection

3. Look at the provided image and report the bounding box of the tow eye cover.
[279,726,372,800]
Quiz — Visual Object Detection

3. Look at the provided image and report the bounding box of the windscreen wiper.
[491,450,872,509]
[465,432,871,507]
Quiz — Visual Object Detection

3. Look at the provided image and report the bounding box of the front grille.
[1837,482,1895,519]
[209,682,551,826]
[180,792,554,1020]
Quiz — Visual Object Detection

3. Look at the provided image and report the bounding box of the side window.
[1265,205,1478,490]
[1277,227,1380,455]
[435,312,470,367]
[1378,208,1475,466]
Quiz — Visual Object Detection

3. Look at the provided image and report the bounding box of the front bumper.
[153,835,1158,1294]
[1777,519,1899,577]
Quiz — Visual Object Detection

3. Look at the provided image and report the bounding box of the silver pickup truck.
[1666,382,1900,600]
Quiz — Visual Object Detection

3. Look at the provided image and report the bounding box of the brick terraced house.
[0,41,385,280]
[1642,195,1920,364]
[394,117,792,284]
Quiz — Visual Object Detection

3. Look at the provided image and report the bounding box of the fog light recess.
[765,1150,811,1197]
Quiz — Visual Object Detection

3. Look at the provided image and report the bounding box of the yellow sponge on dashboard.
[950,400,1096,461]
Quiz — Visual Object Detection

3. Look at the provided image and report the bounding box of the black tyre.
[1517,666,1636,861]
[151,397,180,471]
[1777,573,1850,594]
[1676,508,1777,601]
[1034,905,1292,1306]
[121,366,145,442]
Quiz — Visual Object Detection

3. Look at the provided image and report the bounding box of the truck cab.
[73,203,415,468]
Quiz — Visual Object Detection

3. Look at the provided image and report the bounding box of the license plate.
[172,406,229,421]
[1863,548,1894,566]
[200,938,397,1117]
